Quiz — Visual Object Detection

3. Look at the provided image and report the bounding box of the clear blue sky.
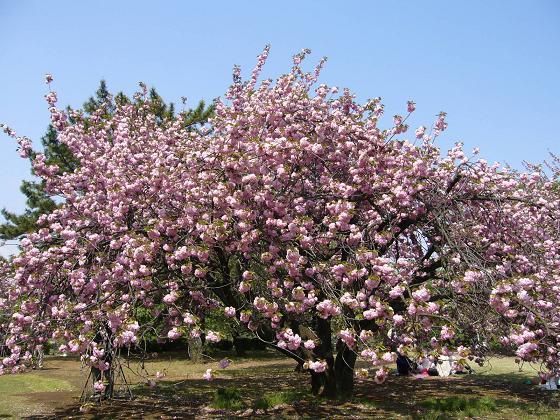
[1,0,559,255]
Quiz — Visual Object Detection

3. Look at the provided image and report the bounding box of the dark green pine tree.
[0,81,214,240]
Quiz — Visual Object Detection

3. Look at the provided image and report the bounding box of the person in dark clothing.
[396,353,415,376]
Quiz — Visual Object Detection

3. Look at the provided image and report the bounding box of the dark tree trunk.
[309,352,356,399]
[308,317,339,398]
[91,325,114,400]
[306,318,358,399]
[91,363,114,399]
[334,342,357,397]
[321,358,338,398]
[259,317,359,399]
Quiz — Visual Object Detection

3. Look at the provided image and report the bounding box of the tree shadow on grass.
[23,366,560,419]
[352,373,560,418]
[23,363,303,419]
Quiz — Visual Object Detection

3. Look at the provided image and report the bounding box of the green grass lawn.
[0,372,75,418]
[0,354,558,419]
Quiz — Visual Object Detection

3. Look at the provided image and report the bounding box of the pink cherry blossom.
[203,368,214,381]
[1,48,560,397]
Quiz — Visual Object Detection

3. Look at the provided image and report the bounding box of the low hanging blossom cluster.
[1,48,559,395]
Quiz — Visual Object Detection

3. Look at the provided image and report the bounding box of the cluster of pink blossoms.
[1,48,559,391]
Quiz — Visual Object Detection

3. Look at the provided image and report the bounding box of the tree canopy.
[0,80,213,240]
[1,48,559,398]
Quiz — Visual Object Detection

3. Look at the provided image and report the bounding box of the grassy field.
[0,352,559,419]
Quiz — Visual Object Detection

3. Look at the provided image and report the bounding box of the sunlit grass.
[0,373,74,418]
[416,395,560,420]
[419,395,497,418]
[253,389,304,409]
[210,387,245,410]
